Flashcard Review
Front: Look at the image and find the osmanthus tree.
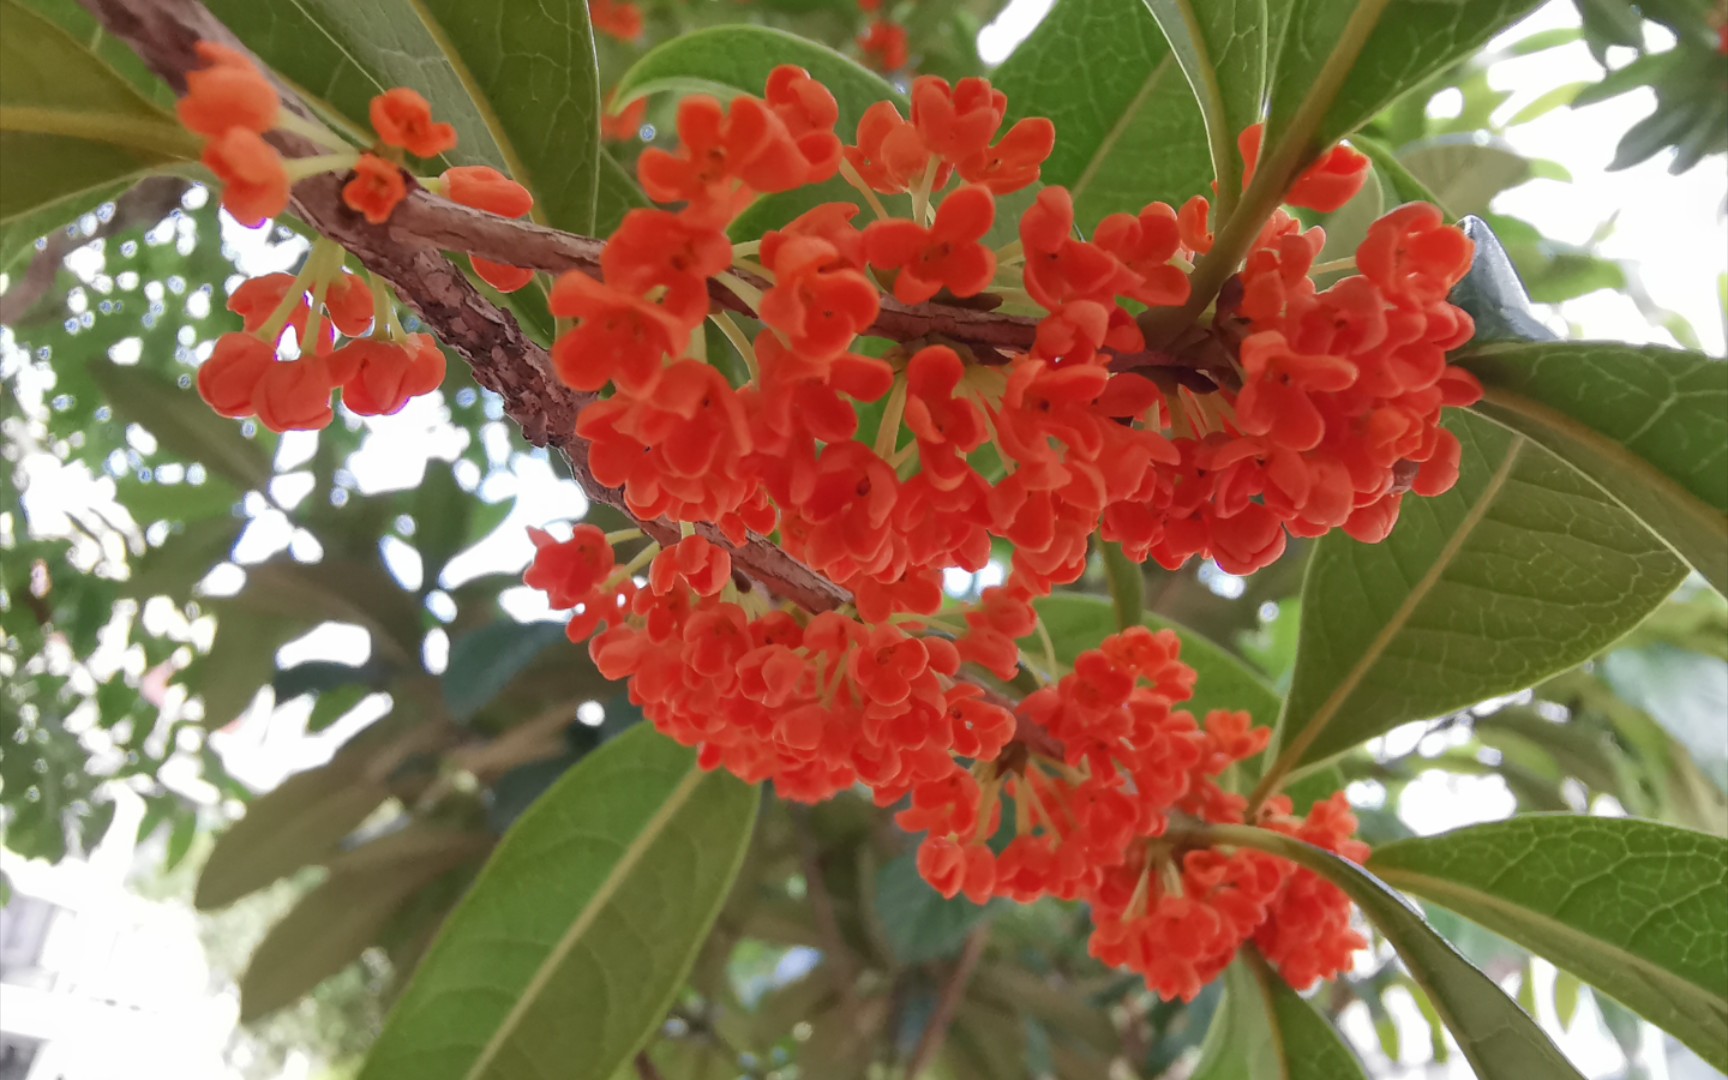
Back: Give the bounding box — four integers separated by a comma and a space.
1, 0, 1726, 1076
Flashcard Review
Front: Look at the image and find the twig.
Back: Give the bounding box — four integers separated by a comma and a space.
792, 806, 861, 1012
905, 925, 990, 1079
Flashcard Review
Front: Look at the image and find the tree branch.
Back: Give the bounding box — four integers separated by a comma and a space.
904, 925, 990, 1078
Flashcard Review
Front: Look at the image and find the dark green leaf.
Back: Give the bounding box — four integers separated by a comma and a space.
994, 0, 1211, 219
442, 621, 573, 723
1203, 823, 1586, 1080
1370, 815, 1728, 1069
1262, 412, 1685, 788
1265, 0, 1545, 152
196, 753, 393, 910
359, 724, 758, 1080
240, 830, 488, 1021
1456, 341, 1728, 594
872, 846, 997, 965
1138, 0, 1265, 203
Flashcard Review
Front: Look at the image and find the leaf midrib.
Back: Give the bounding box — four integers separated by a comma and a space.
1070, 54, 1176, 207
1469, 381, 1727, 532
462, 763, 708, 1080
1268, 436, 1527, 779
1375, 866, 1728, 1030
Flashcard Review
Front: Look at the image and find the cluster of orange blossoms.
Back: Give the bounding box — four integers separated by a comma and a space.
517, 67, 1484, 997
184, 46, 544, 430
185, 46, 1486, 996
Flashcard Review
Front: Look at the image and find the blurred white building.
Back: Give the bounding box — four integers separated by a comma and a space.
0, 803, 234, 1080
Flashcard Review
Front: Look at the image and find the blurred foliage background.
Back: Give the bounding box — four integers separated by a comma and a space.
1, 0, 1724, 1075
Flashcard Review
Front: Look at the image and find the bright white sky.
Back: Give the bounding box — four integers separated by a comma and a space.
3, 2, 1723, 1075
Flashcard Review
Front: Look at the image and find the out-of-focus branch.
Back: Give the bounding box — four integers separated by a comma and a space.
0, 176, 191, 326
905, 925, 990, 1078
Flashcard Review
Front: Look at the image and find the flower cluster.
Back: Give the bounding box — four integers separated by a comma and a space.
519, 67, 1457, 997
181, 46, 548, 431
180, 44, 458, 229
197, 240, 451, 431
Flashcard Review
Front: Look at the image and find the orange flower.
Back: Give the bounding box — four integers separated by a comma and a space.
202, 127, 289, 227
1238, 124, 1371, 212
858, 19, 908, 73
549, 271, 687, 395
959, 116, 1055, 194
343, 154, 407, 225
602, 93, 648, 142
443, 166, 536, 293
197, 333, 274, 417
252, 358, 334, 431
757, 236, 880, 359
338, 334, 446, 416
370, 88, 457, 158
863, 183, 997, 304
911, 76, 1007, 163
322, 273, 376, 337
590, 0, 644, 42
177, 41, 278, 138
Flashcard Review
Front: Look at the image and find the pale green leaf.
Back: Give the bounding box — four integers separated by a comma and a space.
1456, 341, 1728, 595
1192, 959, 1370, 1080
1399, 138, 1533, 220
1204, 823, 1586, 1080
120, 515, 243, 600
359, 724, 758, 1080
87, 361, 274, 493
1262, 412, 1685, 789
994, 0, 1211, 220
0, 0, 194, 227
1370, 815, 1728, 1069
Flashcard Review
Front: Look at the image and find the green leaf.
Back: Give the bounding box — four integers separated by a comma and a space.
1265, 0, 1546, 153
412, 462, 472, 590
1034, 593, 1283, 727
120, 515, 243, 600
1398, 138, 1533, 220
88, 362, 274, 493
1456, 341, 1728, 595
442, 621, 576, 723
1138, 0, 1266, 204
872, 846, 997, 965
240, 829, 488, 1021
206, 0, 602, 234
196, 753, 394, 910
615, 26, 899, 134
1369, 815, 1728, 1070
993, 0, 1211, 220
1262, 411, 1685, 789
189, 601, 308, 729
1202, 823, 1586, 1080
1100, 542, 1144, 632
0, 0, 195, 228
1601, 645, 1728, 790
1191, 958, 1370, 1080
359, 724, 758, 1080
